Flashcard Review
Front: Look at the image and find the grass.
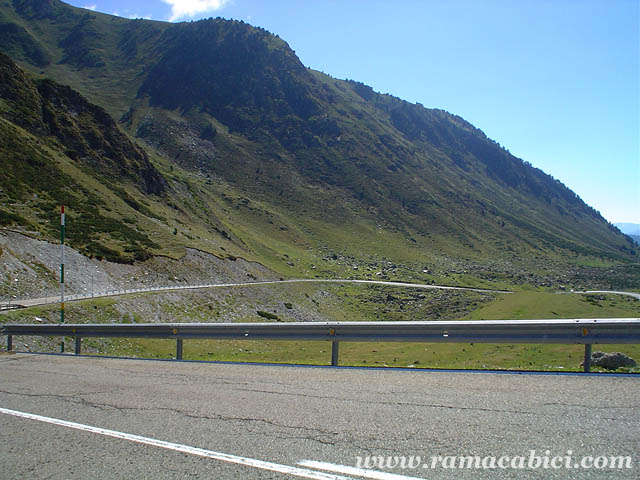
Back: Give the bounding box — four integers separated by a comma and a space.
4, 0, 639, 277
2, 287, 638, 372
467, 290, 640, 320
89, 338, 640, 373
2, 2, 639, 372
3, 50, 639, 288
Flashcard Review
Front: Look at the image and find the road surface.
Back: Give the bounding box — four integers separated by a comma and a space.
6, 278, 638, 314
577, 290, 640, 300
4, 278, 512, 310
0, 354, 637, 479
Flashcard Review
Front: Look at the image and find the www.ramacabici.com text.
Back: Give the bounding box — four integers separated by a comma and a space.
356, 450, 634, 471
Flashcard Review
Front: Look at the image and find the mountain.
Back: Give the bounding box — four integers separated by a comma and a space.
615, 223, 640, 236
614, 224, 640, 246
0, 52, 167, 262
0, 53, 164, 194
0, 0, 637, 285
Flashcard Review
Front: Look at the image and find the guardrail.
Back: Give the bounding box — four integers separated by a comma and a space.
0, 279, 514, 309
3, 319, 639, 372
0, 304, 26, 312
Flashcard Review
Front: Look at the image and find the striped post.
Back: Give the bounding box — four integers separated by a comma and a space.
60, 205, 65, 353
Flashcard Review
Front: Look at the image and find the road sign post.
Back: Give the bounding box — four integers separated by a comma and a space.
60, 206, 65, 353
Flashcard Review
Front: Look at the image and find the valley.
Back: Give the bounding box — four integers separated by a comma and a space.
0, 0, 638, 372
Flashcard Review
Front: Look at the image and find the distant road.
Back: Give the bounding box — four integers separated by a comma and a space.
573, 290, 640, 301
5, 281, 639, 313
4, 279, 512, 309
1, 355, 638, 479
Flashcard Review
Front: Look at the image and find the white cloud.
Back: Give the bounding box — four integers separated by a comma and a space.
163, 0, 231, 22
108, 9, 152, 20
83, 4, 97, 10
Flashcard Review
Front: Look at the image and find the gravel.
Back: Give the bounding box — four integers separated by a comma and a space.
0, 230, 278, 302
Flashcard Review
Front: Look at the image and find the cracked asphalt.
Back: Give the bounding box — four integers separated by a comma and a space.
0, 354, 638, 479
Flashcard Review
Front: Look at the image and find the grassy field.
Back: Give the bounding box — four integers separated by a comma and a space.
2, 288, 638, 372
96, 289, 640, 372
468, 290, 640, 320
93, 339, 639, 373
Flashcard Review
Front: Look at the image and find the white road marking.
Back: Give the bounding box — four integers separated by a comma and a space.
0, 407, 352, 480
298, 460, 426, 480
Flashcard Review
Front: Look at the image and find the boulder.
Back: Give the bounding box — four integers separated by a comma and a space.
590, 351, 636, 370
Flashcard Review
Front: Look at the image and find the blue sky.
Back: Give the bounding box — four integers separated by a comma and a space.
69, 0, 639, 223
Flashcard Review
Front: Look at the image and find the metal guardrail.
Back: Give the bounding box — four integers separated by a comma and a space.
0, 304, 26, 312
3, 319, 639, 372
0, 279, 514, 309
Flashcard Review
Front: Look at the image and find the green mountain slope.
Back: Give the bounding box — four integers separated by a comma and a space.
0, 52, 168, 261
0, 53, 164, 194
0, 0, 637, 284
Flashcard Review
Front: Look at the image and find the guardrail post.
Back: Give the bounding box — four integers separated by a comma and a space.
583, 344, 592, 373
75, 337, 81, 355
331, 341, 339, 366
7, 335, 12, 352
176, 339, 183, 360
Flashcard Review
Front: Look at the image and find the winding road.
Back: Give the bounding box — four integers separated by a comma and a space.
3, 280, 639, 313
575, 290, 640, 301
3, 278, 512, 310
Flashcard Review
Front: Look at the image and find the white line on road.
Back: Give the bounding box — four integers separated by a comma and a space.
298, 460, 426, 480
0, 407, 353, 480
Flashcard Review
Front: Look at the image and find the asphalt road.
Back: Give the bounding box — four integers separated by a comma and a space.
579, 290, 640, 300
5, 279, 639, 313
4, 279, 511, 310
0, 354, 638, 479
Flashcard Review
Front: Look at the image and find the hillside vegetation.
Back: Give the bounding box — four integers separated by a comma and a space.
0, 0, 638, 292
